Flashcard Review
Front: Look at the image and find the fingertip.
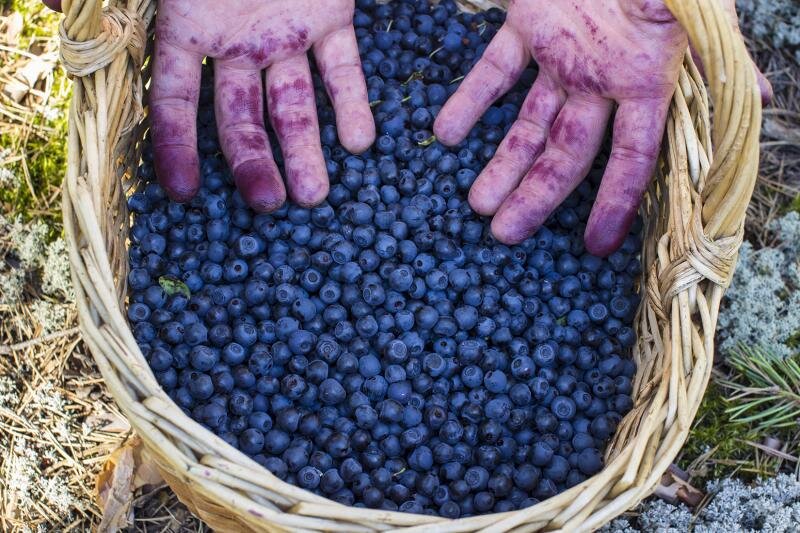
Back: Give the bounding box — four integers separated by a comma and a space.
338, 105, 376, 154
154, 146, 200, 202
287, 161, 329, 208
432, 112, 464, 147
292, 180, 330, 208
584, 229, 626, 258
468, 182, 500, 217
584, 203, 637, 257
490, 210, 533, 246
234, 159, 286, 213
42, 0, 62, 12
757, 71, 773, 106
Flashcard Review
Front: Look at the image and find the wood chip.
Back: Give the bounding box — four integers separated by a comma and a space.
655, 463, 705, 507
85, 410, 131, 434
2, 56, 56, 102
95, 435, 163, 532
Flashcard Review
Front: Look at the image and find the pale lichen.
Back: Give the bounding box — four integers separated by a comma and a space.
737, 0, 800, 63
8, 217, 49, 269
0, 166, 18, 189
1, 382, 78, 524
0, 376, 19, 408
602, 474, 800, 532
30, 300, 70, 334
41, 238, 74, 301
718, 212, 800, 358
0, 268, 25, 306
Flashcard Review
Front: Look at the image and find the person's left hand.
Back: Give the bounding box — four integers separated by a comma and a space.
434, 0, 769, 256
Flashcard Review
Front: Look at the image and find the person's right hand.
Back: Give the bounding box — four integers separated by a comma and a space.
149, 0, 374, 211
44, 0, 374, 211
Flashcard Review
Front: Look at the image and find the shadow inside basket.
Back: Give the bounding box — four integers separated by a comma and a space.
123, 1, 645, 525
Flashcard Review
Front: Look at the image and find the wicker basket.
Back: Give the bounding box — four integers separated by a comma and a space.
61, 0, 761, 530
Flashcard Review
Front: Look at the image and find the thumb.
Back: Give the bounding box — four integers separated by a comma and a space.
689, 43, 772, 107
691, 0, 772, 105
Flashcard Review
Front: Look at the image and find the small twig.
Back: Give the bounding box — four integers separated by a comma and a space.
744, 440, 799, 462
0, 326, 80, 355
0, 43, 58, 61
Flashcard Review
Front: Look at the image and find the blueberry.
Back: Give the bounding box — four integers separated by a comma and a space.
577, 448, 603, 475
128, 302, 151, 323
483, 370, 507, 394
319, 378, 346, 405
129, 3, 643, 514
189, 345, 218, 372
297, 465, 321, 490
232, 323, 257, 347
149, 348, 173, 372
187, 372, 214, 400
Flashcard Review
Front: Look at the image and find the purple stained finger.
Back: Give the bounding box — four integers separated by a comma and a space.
266, 55, 328, 207
434, 25, 529, 147
468, 73, 566, 216
214, 62, 285, 212
314, 27, 375, 154
42, 0, 61, 12
492, 96, 612, 245
585, 99, 668, 256
150, 39, 203, 202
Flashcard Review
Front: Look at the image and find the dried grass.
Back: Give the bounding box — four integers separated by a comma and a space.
745, 35, 800, 244
0, 1, 206, 530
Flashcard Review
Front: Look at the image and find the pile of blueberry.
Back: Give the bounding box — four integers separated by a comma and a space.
127, 0, 641, 518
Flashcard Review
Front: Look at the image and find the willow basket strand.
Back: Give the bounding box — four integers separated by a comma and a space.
60, 0, 761, 530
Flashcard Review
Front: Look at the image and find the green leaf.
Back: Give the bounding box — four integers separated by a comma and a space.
158, 276, 191, 298
417, 135, 437, 147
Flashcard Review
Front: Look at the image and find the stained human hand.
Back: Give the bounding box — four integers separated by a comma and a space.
151, 0, 374, 211
434, 0, 770, 256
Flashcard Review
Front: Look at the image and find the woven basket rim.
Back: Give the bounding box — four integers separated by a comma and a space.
60, 0, 762, 530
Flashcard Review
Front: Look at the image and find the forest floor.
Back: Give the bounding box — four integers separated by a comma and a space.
0, 1, 797, 531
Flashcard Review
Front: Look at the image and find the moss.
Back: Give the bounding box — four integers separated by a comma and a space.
785, 331, 800, 349
679, 383, 761, 481
11, 0, 63, 40
0, 103, 69, 231
790, 194, 800, 215
0, 0, 70, 232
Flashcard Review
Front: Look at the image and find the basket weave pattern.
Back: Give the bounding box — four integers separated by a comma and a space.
61, 0, 761, 530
